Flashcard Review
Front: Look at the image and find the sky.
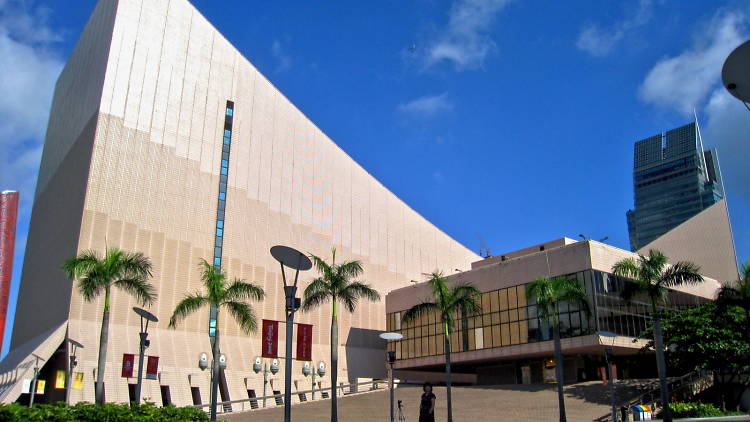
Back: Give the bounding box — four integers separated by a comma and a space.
0, 0, 748, 355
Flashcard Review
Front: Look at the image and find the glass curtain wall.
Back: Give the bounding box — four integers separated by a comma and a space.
386, 270, 706, 360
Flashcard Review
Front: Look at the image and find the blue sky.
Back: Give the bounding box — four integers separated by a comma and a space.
0, 0, 748, 355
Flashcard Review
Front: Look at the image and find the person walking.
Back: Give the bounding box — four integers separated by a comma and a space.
419, 383, 436, 422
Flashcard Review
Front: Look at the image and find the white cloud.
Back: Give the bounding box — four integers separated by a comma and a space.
397, 93, 454, 117
638, 10, 749, 205
0, 1, 62, 202
271, 39, 292, 72
423, 0, 512, 71
639, 12, 746, 115
576, 0, 653, 57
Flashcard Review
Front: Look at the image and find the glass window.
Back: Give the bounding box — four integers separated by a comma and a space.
222, 159, 229, 167
501, 323, 510, 346
226, 108, 233, 116
517, 286, 527, 307
475, 328, 484, 349
508, 288, 518, 309
499, 289, 509, 310
215, 237, 223, 247
481, 293, 491, 313
224, 137, 231, 145
219, 192, 226, 200
489, 290, 499, 312
509, 322, 520, 345
214, 247, 221, 257
224, 130, 231, 137
216, 228, 223, 237
221, 167, 228, 175
217, 220, 224, 228
213, 257, 221, 266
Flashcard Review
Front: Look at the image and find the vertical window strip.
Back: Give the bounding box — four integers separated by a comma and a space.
213, 100, 234, 269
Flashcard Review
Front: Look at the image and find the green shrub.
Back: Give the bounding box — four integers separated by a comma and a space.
667, 402, 743, 418
0, 402, 208, 422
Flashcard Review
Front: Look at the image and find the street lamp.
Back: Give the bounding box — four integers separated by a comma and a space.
65, 339, 83, 405
315, 361, 326, 400
133, 307, 158, 405
722, 40, 750, 110
270, 245, 312, 422
199, 351, 227, 415
253, 357, 279, 407
28, 353, 45, 408
597, 331, 618, 422
380, 332, 404, 422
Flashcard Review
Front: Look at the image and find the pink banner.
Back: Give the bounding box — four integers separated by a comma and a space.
121, 354, 135, 378
261, 319, 279, 358
296, 323, 313, 361
0, 191, 18, 352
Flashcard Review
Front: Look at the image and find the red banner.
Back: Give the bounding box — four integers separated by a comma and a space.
261, 319, 279, 358
296, 323, 313, 361
0, 191, 19, 352
121, 354, 135, 378
146, 356, 159, 380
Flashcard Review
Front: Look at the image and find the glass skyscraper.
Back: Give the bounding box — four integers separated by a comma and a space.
626, 121, 725, 251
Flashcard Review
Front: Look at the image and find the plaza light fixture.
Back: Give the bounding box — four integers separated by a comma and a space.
722, 40, 750, 110
253, 357, 280, 407
65, 339, 84, 405
379, 332, 404, 422
28, 354, 45, 408
132, 307, 158, 405
270, 245, 312, 422
597, 331, 619, 422
315, 361, 326, 400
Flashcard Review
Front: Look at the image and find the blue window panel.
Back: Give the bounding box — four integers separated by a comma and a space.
217, 209, 225, 219
217, 200, 225, 211
216, 228, 223, 237
214, 247, 222, 257
221, 167, 228, 175
219, 192, 225, 200
213, 257, 221, 266
215, 237, 223, 247
226, 108, 233, 116
220, 175, 227, 183
224, 130, 231, 137
217, 220, 224, 228
222, 159, 229, 167
223, 137, 231, 145
223, 144, 231, 153
219, 183, 227, 192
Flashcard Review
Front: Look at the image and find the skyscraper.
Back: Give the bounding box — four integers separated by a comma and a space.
0, 191, 19, 354
0, 0, 477, 406
626, 121, 725, 251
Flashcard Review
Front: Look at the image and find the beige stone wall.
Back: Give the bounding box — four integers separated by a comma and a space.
40, 0, 478, 407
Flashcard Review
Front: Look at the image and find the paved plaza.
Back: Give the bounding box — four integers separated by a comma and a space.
220, 383, 616, 422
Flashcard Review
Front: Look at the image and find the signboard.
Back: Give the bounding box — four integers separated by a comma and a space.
261, 319, 279, 358
21, 379, 30, 394
35, 380, 45, 395
296, 323, 313, 361
55, 370, 66, 389
146, 356, 159, 380
0, 191, 19, 351
122, 354, 135, 378
72, 372, 84, 390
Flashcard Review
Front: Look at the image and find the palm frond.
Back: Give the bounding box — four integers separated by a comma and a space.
114, 277, 157, 305
169, 293, 209, 329
76, 274, 107, 302
340, 294, 358, 313
224, 301, 259, 334
117, 251, 153, 280
310, 253, 335, 283
401, 302, 439, 325
302, 290, 331, 312
337, 260, 364, 280
224, 280, 265, 303
447, 284, 482, 316
198, 259, 226, 303
660, 261, 703, 288
612, 257, 640, 281
62, 250, 101, 280
341, 282, 380, 303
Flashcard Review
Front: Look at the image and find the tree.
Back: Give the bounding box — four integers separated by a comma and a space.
302, 248, 380, 422
644, 302, 750, 410
63, 248, 156, 405
527, 276, 589, 422
168, 259, 265, 419
612, 249, 703, 422
401, 271, 481, 422
717, 262, 750, 339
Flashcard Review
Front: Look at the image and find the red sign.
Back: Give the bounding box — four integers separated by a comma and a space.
296, 323, 313, 361
121, 354, 135, 378
146, 356, 159, 380
261, 319, 279, 358
0, 191, 19, 353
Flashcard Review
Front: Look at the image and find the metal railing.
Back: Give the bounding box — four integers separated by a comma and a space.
191, 379, 388, 414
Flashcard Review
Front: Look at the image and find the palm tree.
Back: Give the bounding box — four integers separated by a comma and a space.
612, 249, 703, 422
717, 262, 750, 338
302, 248, 380, 422
169, 259, 265, 419
527, 276, 589, 422
63, 248, 156, 405
401, 271, 481, 422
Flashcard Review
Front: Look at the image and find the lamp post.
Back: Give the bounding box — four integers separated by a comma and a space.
133, 307, 158, 405
314, 361, 325, 400
65, 339, 83, 405
722, 40, 750, 110
379, 332, 403, 422
597, 331, 618, 422
199, 351, 227, 418
270, 245, 312, 422
29, 354, 44, 408
254, 357, 279, 407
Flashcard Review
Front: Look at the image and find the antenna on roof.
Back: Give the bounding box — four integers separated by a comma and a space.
477, 235, 492, 258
